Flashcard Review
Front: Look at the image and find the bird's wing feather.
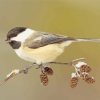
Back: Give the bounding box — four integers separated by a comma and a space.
25, 32, 75, 49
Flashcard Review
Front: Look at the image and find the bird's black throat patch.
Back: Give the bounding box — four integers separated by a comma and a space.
9, 40, 21, 49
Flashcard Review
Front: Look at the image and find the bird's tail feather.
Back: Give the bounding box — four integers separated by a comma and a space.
74, 38, 100, 42
61, 38, 100, 47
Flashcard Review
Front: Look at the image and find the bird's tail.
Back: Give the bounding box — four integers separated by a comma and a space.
61, 37, 100, 47
74, 38, 100, 42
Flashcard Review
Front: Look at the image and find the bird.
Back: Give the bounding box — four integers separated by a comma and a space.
6, 27, 100, 67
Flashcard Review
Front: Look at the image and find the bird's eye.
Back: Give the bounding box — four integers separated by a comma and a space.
8, 40, 21, 49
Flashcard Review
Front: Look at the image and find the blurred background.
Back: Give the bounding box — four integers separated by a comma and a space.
0, 0, 100, 100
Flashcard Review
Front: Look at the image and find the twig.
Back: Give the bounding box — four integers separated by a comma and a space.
19, 65, 33, 74
0, 65, 34, 87
0, 58, 86, 87
50, 58, 86, 65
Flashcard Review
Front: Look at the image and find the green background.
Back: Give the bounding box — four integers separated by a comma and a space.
0, 0, 100, 100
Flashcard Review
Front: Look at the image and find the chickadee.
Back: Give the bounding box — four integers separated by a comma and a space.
6, 27, 100, 66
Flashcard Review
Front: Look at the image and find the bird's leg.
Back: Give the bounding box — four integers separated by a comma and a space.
38, 64, 45, 73
32, 63, 40, 69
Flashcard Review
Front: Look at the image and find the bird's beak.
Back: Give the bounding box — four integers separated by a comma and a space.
5, 39, 11, 43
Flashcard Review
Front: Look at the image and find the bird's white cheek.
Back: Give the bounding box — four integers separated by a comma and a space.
11, 35, 28, 42
11, 29, 35, 42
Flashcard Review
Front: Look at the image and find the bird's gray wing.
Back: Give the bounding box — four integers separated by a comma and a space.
25, 32, 75, 49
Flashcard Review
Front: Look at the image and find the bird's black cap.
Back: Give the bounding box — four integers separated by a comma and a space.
6, 27, 26, 41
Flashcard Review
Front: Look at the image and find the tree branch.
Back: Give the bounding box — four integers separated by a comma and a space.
0, 57, 95, 88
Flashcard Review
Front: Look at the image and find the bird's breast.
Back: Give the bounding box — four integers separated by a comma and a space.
15, 43, 64, 64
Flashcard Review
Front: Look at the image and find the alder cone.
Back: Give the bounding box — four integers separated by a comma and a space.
85, 66, 91, 73
44, 67, 53, 75
85, 77, 95, 84
80, 65, 91, 73
40, 72, 48, 86
70, 77, 78, 88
